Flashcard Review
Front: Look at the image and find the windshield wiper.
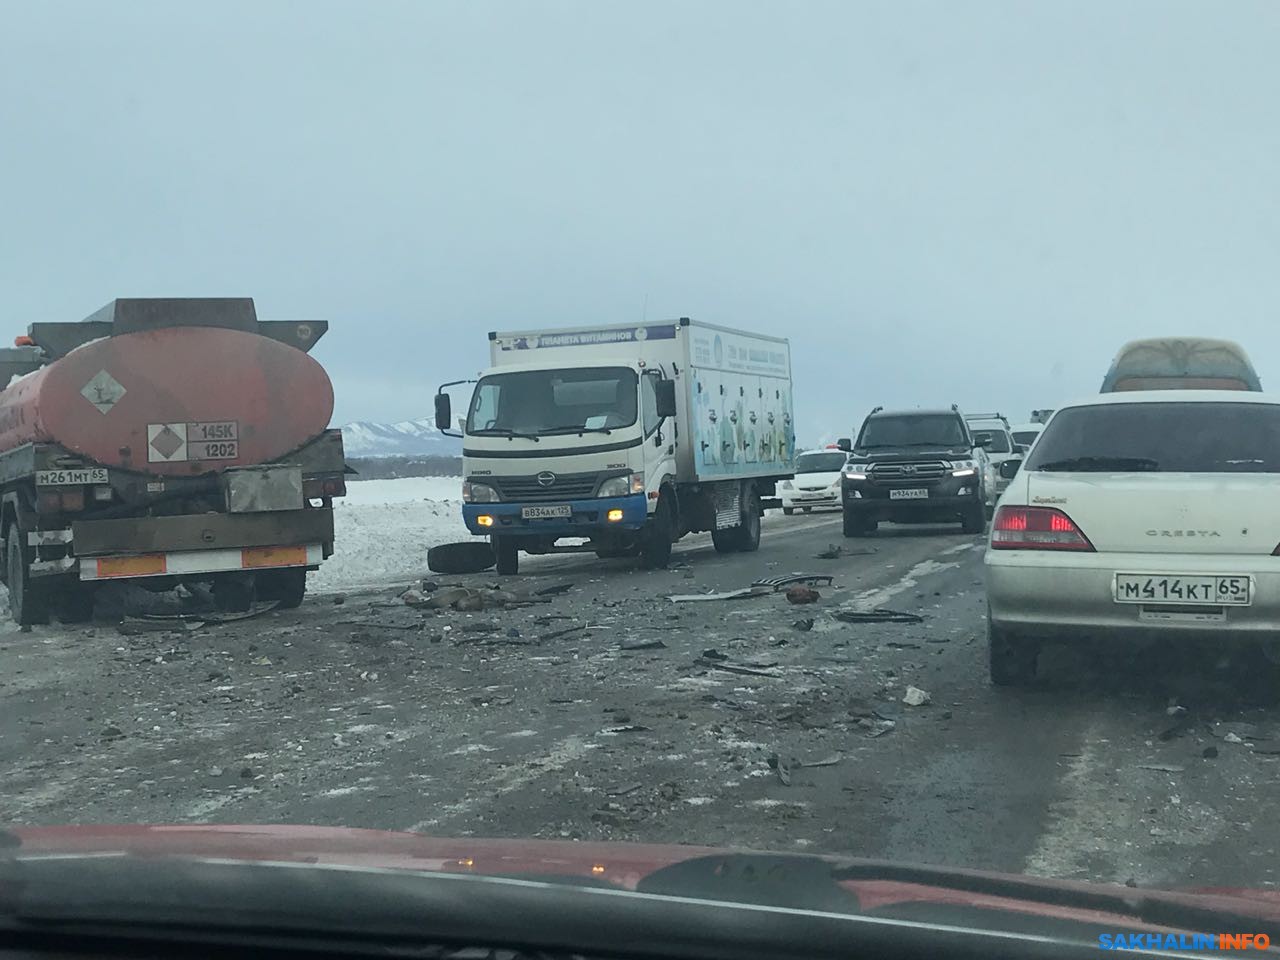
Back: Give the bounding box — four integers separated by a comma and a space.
469, 428, 541, 442
535, 426, 613, 437
1036, 456, 1159, 472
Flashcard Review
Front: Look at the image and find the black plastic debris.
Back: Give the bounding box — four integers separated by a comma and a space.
833, 608, 924, 625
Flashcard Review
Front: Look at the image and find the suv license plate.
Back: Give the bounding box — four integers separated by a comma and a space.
521, 504, 572, 519
889, 488, 928, 500
1115, 573, 1251, 606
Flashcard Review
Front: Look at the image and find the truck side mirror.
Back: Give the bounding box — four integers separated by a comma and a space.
655, 379, 677, 419
836, 438, 852, 452
434, 393, 452, 431
999, 458, 1022, 480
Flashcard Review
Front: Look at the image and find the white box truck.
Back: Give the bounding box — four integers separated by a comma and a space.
433, 318, 795, 574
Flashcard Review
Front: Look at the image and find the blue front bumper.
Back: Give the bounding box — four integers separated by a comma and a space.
462, 493, 649, 538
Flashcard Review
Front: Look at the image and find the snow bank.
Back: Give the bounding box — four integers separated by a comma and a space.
308, 477, 466, 594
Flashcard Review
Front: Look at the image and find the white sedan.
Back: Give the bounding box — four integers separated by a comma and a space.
780, 449, 849, 514
985, 390, 1280, 685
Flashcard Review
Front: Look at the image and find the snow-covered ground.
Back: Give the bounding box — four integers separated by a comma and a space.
308, 477, 465, 594
337, 476, 462, 506
311, 475, 802, 596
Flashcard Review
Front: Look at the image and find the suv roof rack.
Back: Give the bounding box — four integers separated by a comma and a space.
950, 403, 959, 412
965, 412, 1011, 426
869, 405, 884, 415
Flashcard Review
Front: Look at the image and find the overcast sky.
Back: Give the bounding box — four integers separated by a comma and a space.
3, 1, 1279, 441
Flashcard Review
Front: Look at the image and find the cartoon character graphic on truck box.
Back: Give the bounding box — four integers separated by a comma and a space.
760, 411, 778, 463
744, 410, 759, 463
721, 407, 738, 464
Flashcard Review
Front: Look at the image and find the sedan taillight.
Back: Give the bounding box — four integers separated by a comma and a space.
991, 506, 1094, 551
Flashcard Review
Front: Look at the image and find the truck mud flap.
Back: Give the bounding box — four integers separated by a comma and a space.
428, 542, 496, 575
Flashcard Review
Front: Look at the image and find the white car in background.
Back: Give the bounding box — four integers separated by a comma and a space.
985, 390, 1280, 686
1010, 423, 1043, 451
965, 415, 1019, 513
780, 448, 849, 514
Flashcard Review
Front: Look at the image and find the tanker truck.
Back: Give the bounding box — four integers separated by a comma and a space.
0, 298, 348, 625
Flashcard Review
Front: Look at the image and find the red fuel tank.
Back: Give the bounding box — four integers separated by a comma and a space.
0, 327, 335, 476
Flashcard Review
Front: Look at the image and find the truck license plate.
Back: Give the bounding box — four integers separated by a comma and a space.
889, 488, 928, 500
521, 504, 572, 519
36, 469, 108, 486
1115, 573, 1251, 606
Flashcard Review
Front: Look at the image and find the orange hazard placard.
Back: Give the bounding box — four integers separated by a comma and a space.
241, 546, 307, 569
97, 555, 167, 578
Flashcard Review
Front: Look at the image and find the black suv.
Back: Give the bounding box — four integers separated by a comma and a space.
838, 406, 989, 537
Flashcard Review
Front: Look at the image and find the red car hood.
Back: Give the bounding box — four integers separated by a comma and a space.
7, 824, 1280, 929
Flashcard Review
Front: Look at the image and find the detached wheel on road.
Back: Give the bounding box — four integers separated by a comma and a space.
493, 536, 519, 576
782, 507, 795, 516
802, 506, 812, 514
6, 530, 49, 626
961, 501, 986, 535
640, 495, 674, 569
257, 568, 307, 609
988, 619, 1039, 686
427, 542, 497, 575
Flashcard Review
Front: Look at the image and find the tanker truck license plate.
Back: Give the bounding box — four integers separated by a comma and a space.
521, 505, 572, 519
36, 469, 109, 486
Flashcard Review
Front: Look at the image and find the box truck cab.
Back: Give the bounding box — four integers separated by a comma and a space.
435, 319, 795, 574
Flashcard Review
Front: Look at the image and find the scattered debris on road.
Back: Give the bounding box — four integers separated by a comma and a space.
902, 685, 931, 707
833, 608, 925, 625
785, 586, 820, 604
752, 574, 835, 590
668, 587, 771, 603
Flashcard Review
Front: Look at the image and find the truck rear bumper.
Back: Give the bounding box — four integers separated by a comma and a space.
80, 543, 324, 582
463, 494, 648, 537
71, 508, 334, 556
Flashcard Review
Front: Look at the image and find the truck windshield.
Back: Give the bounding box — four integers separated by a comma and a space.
466, 367, 639, 435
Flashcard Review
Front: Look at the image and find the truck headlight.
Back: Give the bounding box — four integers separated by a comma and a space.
780, 480, 793, 490
463, 481, 499, 503
598, 473, 644, 498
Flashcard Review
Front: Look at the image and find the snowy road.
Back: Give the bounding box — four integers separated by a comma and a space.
1, 480, 1278, 891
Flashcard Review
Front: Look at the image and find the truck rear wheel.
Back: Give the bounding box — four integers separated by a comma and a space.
640, 496, 674, 569
257, 568, 307, 609
711, 487, 760, 553
494, 536, 519, 576
213, 576, 255, 614
6, 530, 49, 626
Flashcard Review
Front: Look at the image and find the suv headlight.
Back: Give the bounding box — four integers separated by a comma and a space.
844, 464, 869, 481
950, 459, 978, 477
463, 481, 498, 503
599, 472, 644, 498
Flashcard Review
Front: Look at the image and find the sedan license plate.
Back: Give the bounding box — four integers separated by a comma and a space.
889, 488, 928, 500
521, 504, 572, 520
36, 468, 108, 486
1115, 573, 1251, 606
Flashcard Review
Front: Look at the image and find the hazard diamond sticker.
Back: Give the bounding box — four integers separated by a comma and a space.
81, 370, 126, 415
147, 423, 188, 462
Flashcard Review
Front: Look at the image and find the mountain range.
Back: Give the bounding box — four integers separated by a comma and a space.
340, 417, 462, 459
